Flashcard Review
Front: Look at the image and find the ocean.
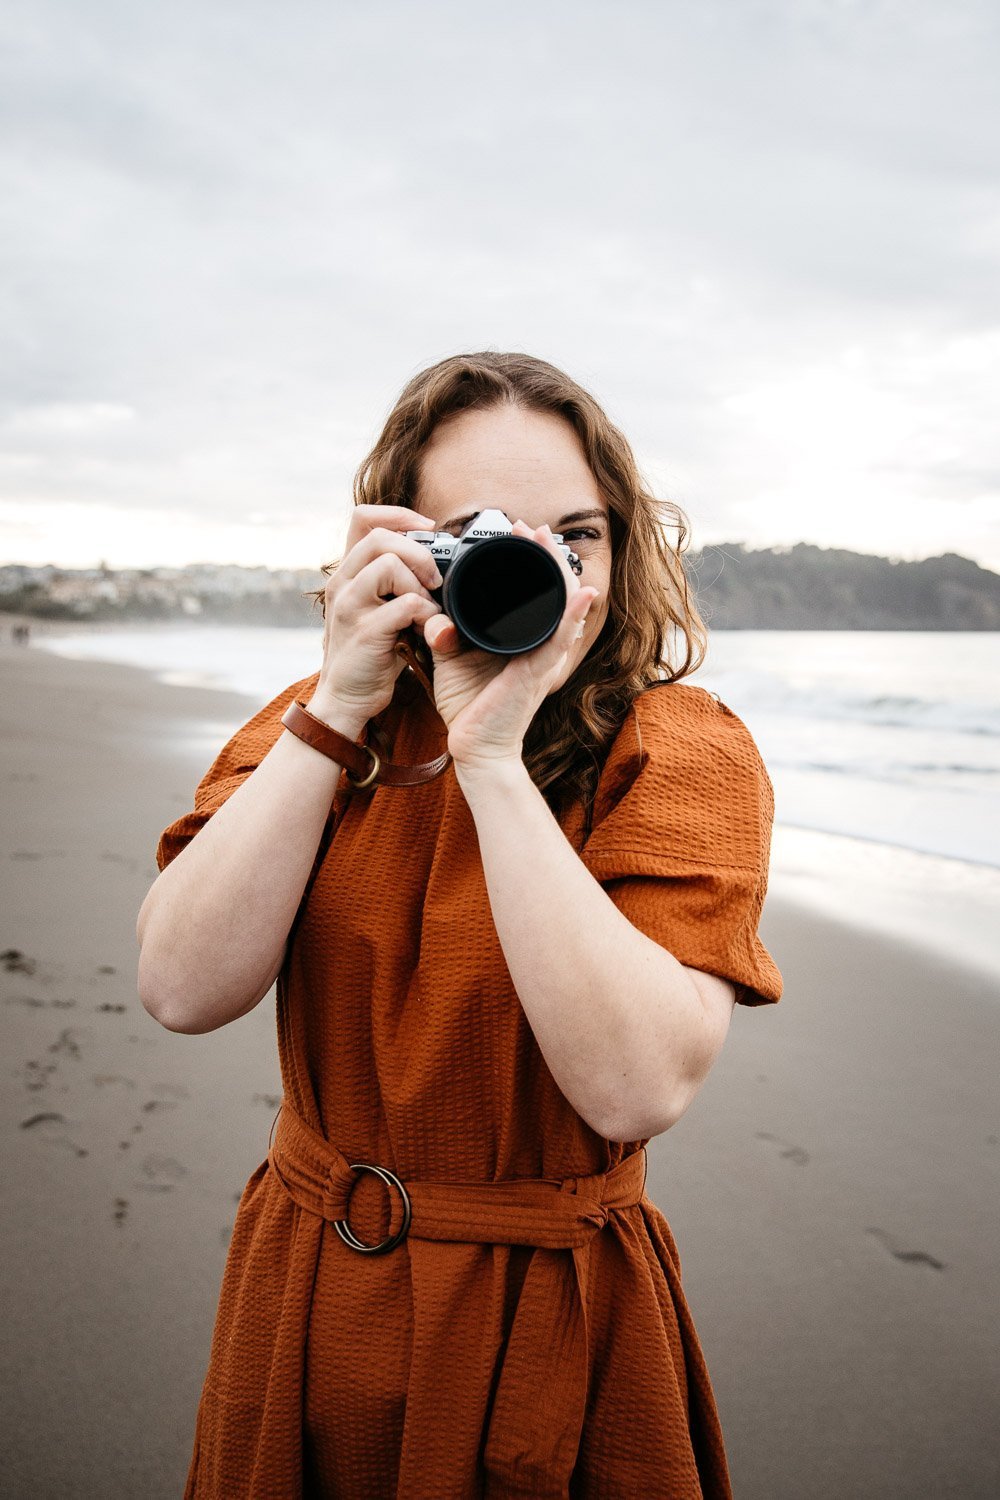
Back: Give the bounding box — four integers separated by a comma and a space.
31, 622, 1000, 978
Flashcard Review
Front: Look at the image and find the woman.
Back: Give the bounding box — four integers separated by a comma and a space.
137, 351, 783, 1499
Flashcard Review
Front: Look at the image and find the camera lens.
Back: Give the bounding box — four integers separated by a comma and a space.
444, 537, 566, 654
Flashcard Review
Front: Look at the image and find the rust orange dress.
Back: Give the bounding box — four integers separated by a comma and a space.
155, 662, 783, 1499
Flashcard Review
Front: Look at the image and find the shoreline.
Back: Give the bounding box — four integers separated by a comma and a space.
2, 637, 999, 1498
15, 609, 1000, 985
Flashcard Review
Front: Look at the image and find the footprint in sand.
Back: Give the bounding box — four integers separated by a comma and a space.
1, 949, 64, 989
126, 1086, 187, 1134
21, 1057, 58, 1092
7, 993, 77, 1010
865, 1227, 945, 1271
95, 1002, 126, 1013
113, 1198, 129, 1226
97, 965, 117, 975
47, 1027, 90, 1060
18, 1111, 87, 1156
135, 1153, 188, 1192
2, 948, 38, 976
252, 1093, 282, 1110
755, 1130, 811, 1166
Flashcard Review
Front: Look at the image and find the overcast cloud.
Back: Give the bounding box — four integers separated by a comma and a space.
2, 0, 998, 570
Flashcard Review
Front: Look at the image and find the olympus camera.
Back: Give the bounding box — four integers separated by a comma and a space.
402, 508, 583, 656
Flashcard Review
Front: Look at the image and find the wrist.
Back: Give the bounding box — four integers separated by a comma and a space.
301, 692, 370, 743
453, 753, 529, 800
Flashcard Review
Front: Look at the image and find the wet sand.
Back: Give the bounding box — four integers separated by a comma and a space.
1, 624, 998, 1498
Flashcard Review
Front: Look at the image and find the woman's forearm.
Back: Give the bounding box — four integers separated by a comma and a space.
136, 696, 367, 1034
456, 758, 711, 1141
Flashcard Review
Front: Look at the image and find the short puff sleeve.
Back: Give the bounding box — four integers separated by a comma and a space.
155, 671, 324, 873
579, 682, 783, 1007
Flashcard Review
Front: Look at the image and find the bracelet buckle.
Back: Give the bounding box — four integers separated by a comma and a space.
345, 743, 381, 790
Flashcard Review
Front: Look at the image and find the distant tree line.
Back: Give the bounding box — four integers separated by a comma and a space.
686, 543, 1000, 630
0, 581, 323, 627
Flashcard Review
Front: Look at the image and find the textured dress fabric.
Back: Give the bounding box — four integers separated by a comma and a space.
155, 664, 783, 1499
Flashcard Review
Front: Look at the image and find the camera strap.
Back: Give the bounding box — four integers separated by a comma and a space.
280, 633, 452, 790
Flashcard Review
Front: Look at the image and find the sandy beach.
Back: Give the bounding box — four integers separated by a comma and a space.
2, 621, 998, 1500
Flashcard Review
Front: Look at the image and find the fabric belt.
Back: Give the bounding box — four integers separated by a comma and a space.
266, 1097, 648, 1497
268, 1096, 647, 1248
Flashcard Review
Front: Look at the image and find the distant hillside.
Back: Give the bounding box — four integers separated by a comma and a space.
2, 545, 999, 629
686, 543, 1000, 630
0, 562, 324, 627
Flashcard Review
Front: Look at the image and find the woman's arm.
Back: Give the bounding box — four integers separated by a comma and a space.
418, 524, 746, 1136
456, 758, 735, 1141
137, 502, 448, 1035
136, 694, 367, 1034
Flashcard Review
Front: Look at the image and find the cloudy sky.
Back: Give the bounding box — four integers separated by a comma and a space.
2, 0, 998, 572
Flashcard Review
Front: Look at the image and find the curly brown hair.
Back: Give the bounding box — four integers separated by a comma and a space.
304, 351, 708, 831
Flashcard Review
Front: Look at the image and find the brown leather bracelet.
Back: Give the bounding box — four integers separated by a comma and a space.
280, 699, 451, 789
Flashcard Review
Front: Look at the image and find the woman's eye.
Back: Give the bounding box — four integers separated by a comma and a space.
562, 528, 600, 542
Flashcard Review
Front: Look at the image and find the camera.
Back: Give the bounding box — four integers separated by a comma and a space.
403, 508, 583, 656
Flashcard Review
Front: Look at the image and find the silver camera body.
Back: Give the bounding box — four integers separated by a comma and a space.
402, 508, 583, 656
404, 508, 583, 578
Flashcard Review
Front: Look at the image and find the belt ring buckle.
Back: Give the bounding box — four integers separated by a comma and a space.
333, 1162, 411, 1254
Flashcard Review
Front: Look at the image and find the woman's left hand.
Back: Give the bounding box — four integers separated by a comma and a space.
421, 520, 600, 774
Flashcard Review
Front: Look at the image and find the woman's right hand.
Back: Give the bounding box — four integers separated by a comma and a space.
306, 505, 445, 729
